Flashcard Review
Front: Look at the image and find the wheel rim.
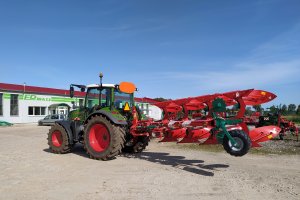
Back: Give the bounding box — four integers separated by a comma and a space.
52, 130, 63, 147
89, 124, 110, 152
228, 137, 244, 152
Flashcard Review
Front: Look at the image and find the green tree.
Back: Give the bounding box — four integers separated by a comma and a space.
281, 104, 287, 115
288, 104, 296, 113
252, 105, 262, 112
296, 105, 300, 115
245, 107, 252, 115
269, 105, 277, 113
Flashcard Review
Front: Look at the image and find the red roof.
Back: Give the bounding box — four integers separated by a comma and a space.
0, 82, 86, 97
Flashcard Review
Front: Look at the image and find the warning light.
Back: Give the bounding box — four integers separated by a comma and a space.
267, 135, 273, 139
261, 91, 266, 96
124, 102, 130, 111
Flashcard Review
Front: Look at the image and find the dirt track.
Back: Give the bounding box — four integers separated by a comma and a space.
0, 124, 299, 200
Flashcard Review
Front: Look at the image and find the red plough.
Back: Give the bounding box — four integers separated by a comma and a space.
139, 89, 281, 156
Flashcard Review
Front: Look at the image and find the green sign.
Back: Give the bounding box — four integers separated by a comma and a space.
3, 93, 81, 103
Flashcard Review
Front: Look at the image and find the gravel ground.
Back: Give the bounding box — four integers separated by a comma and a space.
259, 138, 300, 154
0, 124, 299, 200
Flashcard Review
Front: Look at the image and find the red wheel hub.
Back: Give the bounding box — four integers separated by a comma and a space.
89, 124, 110, 152
52, 130, 63, 147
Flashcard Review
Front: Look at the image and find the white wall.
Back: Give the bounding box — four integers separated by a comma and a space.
0, 92, 77, 124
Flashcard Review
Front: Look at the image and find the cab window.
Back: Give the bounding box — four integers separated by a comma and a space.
86, 88, 111, 109
114, 89, 132, 109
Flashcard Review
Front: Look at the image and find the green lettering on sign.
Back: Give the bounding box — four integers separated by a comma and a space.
2, 93, 81, 103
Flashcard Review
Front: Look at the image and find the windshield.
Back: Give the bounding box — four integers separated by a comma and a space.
86, 88, 111, 109
114, 89, 133, 109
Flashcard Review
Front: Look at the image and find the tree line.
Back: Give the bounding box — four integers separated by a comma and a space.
250, 104, 300, 115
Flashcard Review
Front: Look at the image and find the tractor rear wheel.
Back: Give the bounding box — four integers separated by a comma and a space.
83, 115, 125, 160
223, 130, 251, 157
122, 136, 150, 153
48, 124, 73, 154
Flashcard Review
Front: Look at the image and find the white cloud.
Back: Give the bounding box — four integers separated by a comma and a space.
160, 59, 300, 90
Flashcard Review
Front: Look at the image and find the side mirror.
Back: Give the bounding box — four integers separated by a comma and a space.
80, 87, 85, 92
119, 82, 136, 94
70, 86, 74, 98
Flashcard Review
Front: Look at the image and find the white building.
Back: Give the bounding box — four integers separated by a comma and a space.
0, 83, 160, 124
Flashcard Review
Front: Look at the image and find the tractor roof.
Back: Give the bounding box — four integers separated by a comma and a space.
86, 84, 115, 88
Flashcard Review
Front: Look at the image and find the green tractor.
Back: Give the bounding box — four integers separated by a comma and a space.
47, 73, 150, 160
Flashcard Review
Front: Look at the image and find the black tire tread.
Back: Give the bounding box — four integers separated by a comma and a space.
47, 124, 73, 154
223, 130, 251, 157
83, 115, 125, 160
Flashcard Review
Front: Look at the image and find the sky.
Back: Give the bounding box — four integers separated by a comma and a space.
0, 0, 299, 107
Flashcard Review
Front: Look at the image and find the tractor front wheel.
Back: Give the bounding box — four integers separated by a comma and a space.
83, 115, 125, 160
48, 124, 73, 154
222, 130, 251, 157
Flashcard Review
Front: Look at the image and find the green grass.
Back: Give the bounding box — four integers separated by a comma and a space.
284, 115, 300, 125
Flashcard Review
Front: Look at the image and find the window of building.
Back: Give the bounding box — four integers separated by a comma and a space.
28, 107, 34, 115
34, 107, 40, 115
0, 93, 3, 116
28, 106, 46, 116
10, 94, 19, 116
41, 107, 46, 115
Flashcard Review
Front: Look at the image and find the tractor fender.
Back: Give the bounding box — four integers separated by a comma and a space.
84, 110, 128, 126
55, 120, 74, 144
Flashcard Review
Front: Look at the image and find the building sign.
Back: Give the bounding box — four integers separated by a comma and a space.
3, 93, 78, 103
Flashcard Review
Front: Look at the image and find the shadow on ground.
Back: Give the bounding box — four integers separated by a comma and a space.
122, 151, 229, 177
44, 145, 229, 176
43, 144, 90, 158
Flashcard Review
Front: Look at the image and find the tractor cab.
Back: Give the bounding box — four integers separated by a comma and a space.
69, 73, 137, 123
84, 83, 135, 113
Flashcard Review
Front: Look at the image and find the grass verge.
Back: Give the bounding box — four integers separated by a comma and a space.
171, 138, 300, 156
